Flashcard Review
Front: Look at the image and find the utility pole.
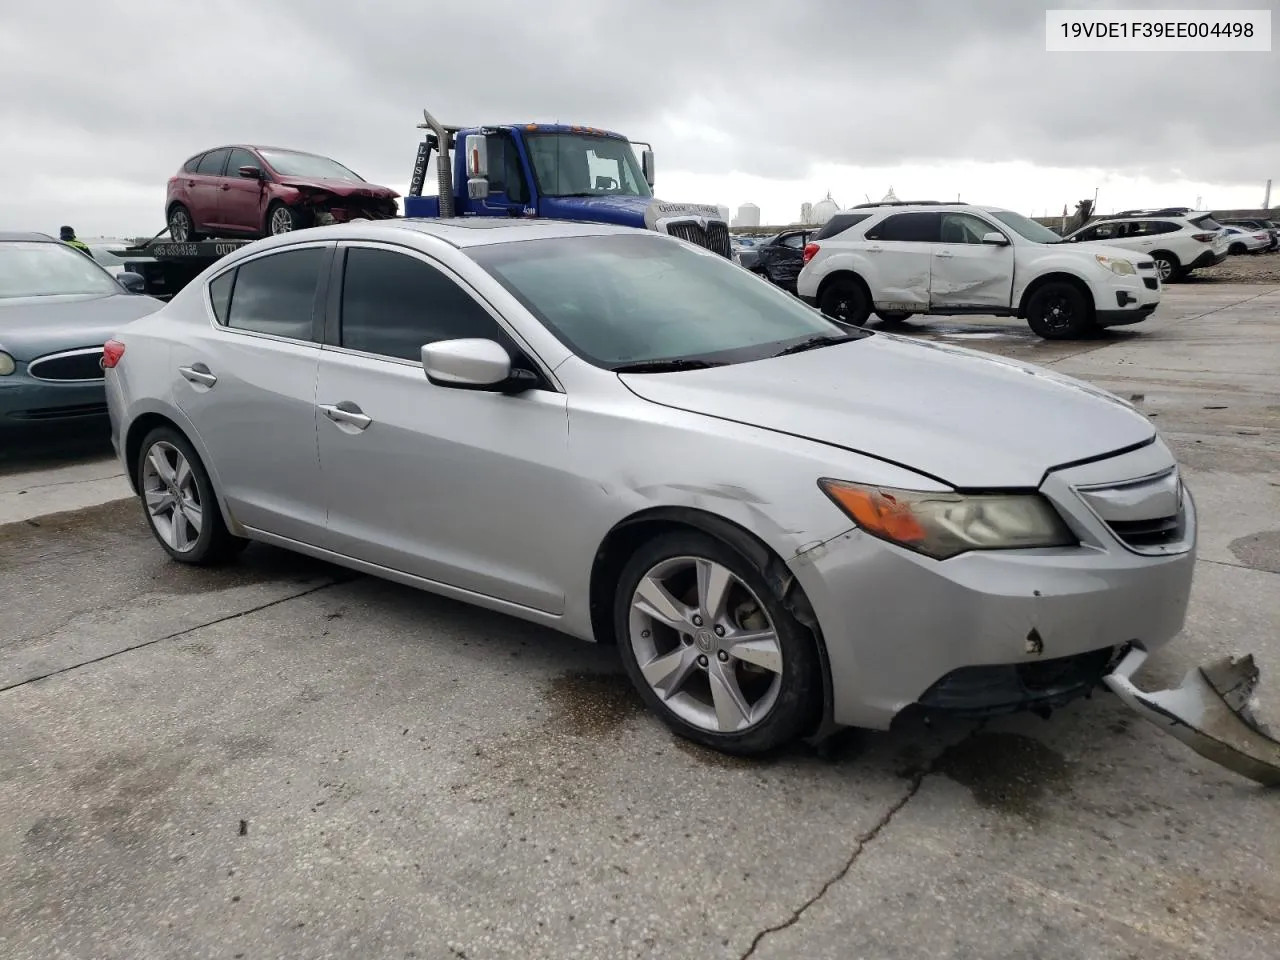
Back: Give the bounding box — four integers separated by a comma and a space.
1265, 179, 1273, 210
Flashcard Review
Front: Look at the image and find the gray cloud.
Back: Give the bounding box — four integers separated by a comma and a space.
0, 0, 1274, 234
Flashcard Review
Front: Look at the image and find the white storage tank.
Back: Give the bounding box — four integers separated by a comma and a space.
812, 192, 839, 224
736, 203, 761, 228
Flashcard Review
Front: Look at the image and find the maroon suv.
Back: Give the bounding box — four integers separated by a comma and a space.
165, 145, 400, 241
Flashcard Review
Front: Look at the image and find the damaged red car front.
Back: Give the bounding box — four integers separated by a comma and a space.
165, 144, 400, 242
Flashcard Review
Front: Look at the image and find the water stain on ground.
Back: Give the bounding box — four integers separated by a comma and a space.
1228, 530, 1280, 575
542, 671, 643, 738
935, 731, 1075, 824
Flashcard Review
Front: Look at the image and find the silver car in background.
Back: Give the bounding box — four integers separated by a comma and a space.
104, 218, 1198, 756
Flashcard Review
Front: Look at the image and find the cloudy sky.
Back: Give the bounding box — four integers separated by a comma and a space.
1, 0, 1275, 237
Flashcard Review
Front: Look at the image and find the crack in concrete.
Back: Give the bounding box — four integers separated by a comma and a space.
0, 576, 352, 695
1199, 556, 1279, 577
738, 726, 984, 959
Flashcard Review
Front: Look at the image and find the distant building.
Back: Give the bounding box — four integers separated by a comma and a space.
800, 202, 814, 224
717, 204, 730, 223
881, 186, 899, 202
812, 192, 839, 225
734, 202, 760, 228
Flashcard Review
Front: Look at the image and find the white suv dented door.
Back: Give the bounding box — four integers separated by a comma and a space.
930, 212, 1015, 310
861, 212, 934, 311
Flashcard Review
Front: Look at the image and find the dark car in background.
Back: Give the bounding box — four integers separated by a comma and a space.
0, 233, 162, 429
165, 145, 400, 242
744, 229, 814, 291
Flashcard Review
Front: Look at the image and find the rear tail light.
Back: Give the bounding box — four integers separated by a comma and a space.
101, 339, 125, 369
1192, 232, 1217, 242
802, 242, 820, 265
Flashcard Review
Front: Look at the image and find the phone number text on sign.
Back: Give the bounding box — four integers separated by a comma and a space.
1046, 9, 1271, 51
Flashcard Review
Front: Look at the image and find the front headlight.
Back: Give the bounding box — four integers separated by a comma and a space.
1095, 254, 1136, 276
818, 480, 1076, 560
0, 351, 15, 376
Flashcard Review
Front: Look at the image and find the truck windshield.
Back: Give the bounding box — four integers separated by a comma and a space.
259, 150, 364, 182
0, 241, 122, 299
525, 134, 652, 199
469, 233, 860, 369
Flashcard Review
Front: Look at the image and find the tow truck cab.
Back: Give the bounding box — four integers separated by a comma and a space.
402, 110, 733, 259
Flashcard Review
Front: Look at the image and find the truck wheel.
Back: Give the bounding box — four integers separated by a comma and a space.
168, 204, 203, 242
874, 310, 911, 324
819, 277, 872, 326
266, 202, 305, 237
1026, 282, 1093, 339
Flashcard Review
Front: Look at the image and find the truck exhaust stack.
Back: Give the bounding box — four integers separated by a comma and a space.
1105, 646, 1280, 786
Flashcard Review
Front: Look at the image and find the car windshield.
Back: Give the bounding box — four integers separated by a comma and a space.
470, 233, 859, 368
258, 150, 364, 182
525, 134, 653, 199
0, 241, 122, 298
988, 210, 1064, 244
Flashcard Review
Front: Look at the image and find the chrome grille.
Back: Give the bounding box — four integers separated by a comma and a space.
663, 220, 733, 259
1074, 467, 1188, 555
28, 347, 105, 382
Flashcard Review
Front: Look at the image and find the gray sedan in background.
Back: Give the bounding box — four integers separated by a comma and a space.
104, 218, 1197, 756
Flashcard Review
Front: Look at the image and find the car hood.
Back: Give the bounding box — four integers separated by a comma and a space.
538, 195, 726, 230
0, 293, 164, 361
619, 333, 1155, 489
277, 176, 400, 199
1060, 240, 1154, 263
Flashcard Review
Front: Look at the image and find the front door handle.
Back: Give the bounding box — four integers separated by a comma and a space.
319, 402, 372, 430
935, 251, 954, 259
179, 364, 217, 387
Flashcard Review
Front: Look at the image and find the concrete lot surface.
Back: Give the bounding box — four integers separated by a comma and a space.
2, 284, 1278, 959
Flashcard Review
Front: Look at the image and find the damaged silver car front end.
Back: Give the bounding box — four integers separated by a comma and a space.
1105, 645, 1280, 786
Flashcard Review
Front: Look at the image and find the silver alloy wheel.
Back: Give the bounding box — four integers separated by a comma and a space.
629, 555, 784, 734
141, 441, 203, 553
269, 207, 294, 235
170, 209, 190, 242
1155, 257, 1174, 282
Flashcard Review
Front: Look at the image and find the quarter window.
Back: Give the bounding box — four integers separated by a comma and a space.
208, 269, 233, 324
339, 247, 510, 362
222, 247, 324, 340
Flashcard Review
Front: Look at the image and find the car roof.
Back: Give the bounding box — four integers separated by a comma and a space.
0, 231, 56, 243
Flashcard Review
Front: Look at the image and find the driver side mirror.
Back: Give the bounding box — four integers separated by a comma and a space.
116, 271, 147, 294
239, 165, 265, 180
981, 231, 1010, 246
641, 149, 655, 187
421, 338, 536, 393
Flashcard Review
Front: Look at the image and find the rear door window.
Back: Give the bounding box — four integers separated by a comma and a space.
866, 212, 941, 243
221, 247, 325, 340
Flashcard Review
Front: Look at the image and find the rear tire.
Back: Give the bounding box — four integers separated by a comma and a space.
613, 530, 822, 755
1025, 282, 1094, 340
818, 276, 872, 326
1229, 243, 1246, 255
168, 204, 204, 242
136, 426, 247, 566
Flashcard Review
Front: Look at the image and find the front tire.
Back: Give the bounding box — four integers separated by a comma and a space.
613, 531, 822, 755
1025, 281, 1094, 339
136, 427, 246, 565
818, 276, 872, 326
266, 201, 306, 237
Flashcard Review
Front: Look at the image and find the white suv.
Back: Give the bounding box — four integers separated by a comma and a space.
796, 202, 1160, 340
1060, 209, 1230, 283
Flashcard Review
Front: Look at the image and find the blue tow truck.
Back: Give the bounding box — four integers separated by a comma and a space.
404, 108, 733, 259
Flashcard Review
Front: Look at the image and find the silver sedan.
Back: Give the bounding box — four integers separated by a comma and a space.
104, 218, 1197, 756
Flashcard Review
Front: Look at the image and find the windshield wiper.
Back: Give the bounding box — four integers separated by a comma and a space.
612, 358, 725, 373
770, 334, 855, 358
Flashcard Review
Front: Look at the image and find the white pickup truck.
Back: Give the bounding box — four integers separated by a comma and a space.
795, 202, 1161, 339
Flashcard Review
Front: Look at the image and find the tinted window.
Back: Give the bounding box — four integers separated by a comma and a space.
1077, 222, 1119, 241
182, 154, 204, 174
196, 149, 230, 176
226, 148, 260, 176
208, 269, 234, 324
339, 248, 508, 361
813, 212, 870, 240
224, 248, 323, 340
779, 233, 806, 250
867, 212, 940, 243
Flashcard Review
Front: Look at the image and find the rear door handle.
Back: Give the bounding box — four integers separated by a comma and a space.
319, 402, 372, 430
935, 251, 954, 259
179, 364, 217, 387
